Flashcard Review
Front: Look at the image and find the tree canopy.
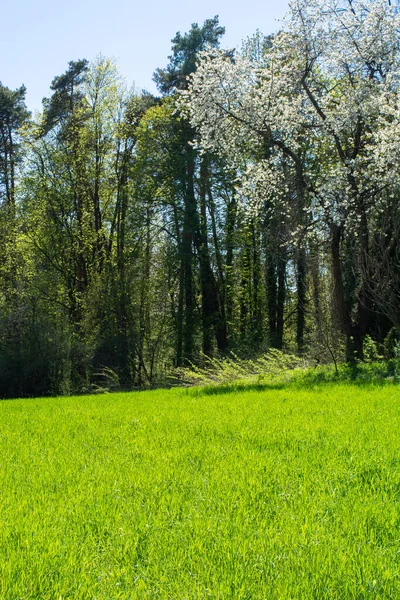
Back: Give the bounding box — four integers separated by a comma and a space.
1, 4, 400, 397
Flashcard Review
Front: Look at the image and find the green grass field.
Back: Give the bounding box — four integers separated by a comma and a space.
1, 378, 400, 599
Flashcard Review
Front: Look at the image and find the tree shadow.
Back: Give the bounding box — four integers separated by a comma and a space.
199, 381, 287, 396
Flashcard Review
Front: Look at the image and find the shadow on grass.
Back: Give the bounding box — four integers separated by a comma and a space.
198, 382, 287, 396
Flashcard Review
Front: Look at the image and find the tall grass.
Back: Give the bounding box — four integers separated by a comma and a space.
172, 349, 309, 387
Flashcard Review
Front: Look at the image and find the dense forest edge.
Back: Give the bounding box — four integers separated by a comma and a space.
1, 0, 400, 399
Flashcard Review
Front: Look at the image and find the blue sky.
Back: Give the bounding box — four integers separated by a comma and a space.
1, 0, 289, 113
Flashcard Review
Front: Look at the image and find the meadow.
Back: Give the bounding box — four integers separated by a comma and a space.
1, 375, 400, 599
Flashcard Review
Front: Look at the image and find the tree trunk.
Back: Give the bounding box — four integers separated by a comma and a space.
331, 224, 356, 361
310, 245, 323, 347
251, 220, 263, 346
276, 254, 286, 350
296, 246, 307, 353
182, 143, 197, 364
197, 158, 228, 354
225, 196, 237, 341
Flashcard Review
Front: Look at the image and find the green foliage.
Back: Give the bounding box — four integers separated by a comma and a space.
153, 16, 225, 94
173, 349, 309, 386
362, 335, 383, 362
1, 381, 400, 597
384, 327, 399, 361
2, 6, 400, 397
41, 59, 89, 135
393, 340, 400, 380
295, 360, 397, 387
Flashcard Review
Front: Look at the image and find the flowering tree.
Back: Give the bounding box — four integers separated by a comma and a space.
182, 0, 400, 358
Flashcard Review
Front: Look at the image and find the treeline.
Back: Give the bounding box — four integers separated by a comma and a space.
1, 2, 399, 398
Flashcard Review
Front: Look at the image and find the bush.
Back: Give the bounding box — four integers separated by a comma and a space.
363, 335, 382, 362
171, 349, 309, 387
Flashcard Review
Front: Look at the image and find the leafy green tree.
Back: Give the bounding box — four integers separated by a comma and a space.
0, 83, 33, 397
153, 16, 225, 94
0, 83, 29, 210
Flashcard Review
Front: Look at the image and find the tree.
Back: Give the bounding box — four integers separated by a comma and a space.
155, 17, 228, 362
24, 59, 136, 389
153, 16, 226, 94
25, 57, 174, 391
183, 0, 400, 359
0, 82, 30, 287
0, 83, 33, 397
0, 83, 30, 211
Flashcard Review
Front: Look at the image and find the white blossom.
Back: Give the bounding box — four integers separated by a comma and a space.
180, 0, 400, 234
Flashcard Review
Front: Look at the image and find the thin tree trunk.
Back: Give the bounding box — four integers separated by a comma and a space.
182, 143, 197, 364
296, 246, 307, 353
197, 158, 228, 354
276, 254, 286, 350
310, 245, 323, 346
266, 257, 278, 347
331, 224, 355, 361
225, 196, 237, 340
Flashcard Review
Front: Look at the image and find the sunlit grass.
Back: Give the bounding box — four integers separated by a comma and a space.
1, 379, 400, 598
